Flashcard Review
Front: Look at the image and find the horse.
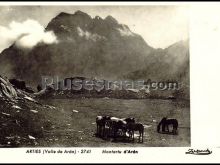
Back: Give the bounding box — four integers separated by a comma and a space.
96, 116, 127, 139
109, 117, 126, 139
126, 122, 144, 143
96, 115, 111, 137
109, 117, 137, 140
123, 117, 135, 124
157, 117, 178, 135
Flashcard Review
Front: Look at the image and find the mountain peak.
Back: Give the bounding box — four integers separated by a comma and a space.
166, 39, 189, 50
94, 16, 103, 20
56, 12, 71, 18
105, 15, 118, 24
74, 10, 92, 19
54, 10, 92, 20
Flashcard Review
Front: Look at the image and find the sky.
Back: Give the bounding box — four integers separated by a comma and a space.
0, 5, 189, 52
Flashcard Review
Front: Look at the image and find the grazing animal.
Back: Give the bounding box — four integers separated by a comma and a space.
108, 117, 136, 139
123, 117, 135, 124
96, 115, 111, 137
104, 116, 113, 137
96, 116, 104, 137
110, 117, 127, 139
95, 116, 144, 143
127, 122, 144, 143
157, 117, 178, 135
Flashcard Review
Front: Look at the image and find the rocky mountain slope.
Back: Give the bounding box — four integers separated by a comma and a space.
0, 75, 56, 147
0, 10, 189, 99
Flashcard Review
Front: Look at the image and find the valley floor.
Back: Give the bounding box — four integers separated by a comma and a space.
0, 98, 190, 147
36, 98, 190, 147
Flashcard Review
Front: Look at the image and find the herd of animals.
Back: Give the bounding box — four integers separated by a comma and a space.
96, 116, 179, 143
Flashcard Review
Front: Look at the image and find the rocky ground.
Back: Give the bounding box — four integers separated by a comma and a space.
0, 76, 56, 147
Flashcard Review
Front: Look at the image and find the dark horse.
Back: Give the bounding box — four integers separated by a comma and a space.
96, 115, 111, 137
157, 117, 178, 135
127, 122, 144, 143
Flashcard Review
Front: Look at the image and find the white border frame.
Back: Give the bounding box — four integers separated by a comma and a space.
0, 2, 220, 163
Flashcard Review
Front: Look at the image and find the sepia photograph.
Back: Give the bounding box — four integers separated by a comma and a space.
0, 5, 190, 148
1, 1, 220, 163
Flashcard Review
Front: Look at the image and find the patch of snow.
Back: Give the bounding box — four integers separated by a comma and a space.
28, 135, 36, 140
12, 105, 22, 110
5, 136, 15, 139
46, 105, 56, 109
60, 25, 71, 32
0, 77, 7, 85
30, 110, 38, 113
24, 96, 36, 102
143, 124, 152, 128
77, 27, 105, 41
127, 88, 139, 93
1, 112, 10, 116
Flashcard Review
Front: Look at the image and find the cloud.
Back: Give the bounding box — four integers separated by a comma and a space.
0, 19, 58, 52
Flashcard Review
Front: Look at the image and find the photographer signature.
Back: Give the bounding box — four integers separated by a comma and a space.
185, 149, 212, 155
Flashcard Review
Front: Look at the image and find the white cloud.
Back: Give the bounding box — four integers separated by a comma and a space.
0, 19, 58, 52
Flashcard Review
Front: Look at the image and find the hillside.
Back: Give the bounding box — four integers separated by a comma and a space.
0, 10, 189, 99
0, 76, 56, 147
